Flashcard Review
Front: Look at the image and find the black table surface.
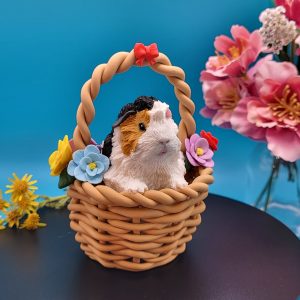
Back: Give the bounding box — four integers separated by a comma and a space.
0, 194, 299, 300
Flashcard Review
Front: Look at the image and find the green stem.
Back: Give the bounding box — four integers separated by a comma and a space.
264, 159, 280, 211
278, 50, 290, 62
37, 194, 70, 208
255, 174, 273, 207
290, 40, 295, 64
255, 157, 281, 211
39, 195, 68, 202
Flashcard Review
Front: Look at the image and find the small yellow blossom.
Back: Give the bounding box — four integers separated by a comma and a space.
5, 173, 38, 202
15, 193, 39, 214
0, 190, 10, 212
20, 212, 46, 230
0, 219, 5, 230
49, 135, 72, 176
6, 209, 23, 228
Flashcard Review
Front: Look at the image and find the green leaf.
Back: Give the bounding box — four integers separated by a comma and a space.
184, 156, 193, 172
278, 50, 290, 62
58, 167, 75, 189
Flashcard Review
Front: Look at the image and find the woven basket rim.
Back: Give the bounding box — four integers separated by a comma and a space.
68, 167, 213, 208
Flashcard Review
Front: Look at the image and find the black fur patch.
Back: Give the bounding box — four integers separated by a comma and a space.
102, 96, 157, 158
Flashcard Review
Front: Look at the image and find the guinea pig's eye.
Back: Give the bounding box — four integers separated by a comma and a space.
138, 122, 146, 132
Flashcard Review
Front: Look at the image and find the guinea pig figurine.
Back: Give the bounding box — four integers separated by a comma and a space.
102, 96, 188, 192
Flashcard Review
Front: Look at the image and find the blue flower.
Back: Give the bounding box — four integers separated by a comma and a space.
67, 145, 110, 184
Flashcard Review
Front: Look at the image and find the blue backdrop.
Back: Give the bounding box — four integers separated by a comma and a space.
1, 1, 280, 205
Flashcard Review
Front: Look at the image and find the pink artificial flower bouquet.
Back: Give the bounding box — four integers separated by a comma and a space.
200, 5, 300, 163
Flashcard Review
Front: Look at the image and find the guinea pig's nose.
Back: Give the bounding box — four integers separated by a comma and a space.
159, 138, 170, 145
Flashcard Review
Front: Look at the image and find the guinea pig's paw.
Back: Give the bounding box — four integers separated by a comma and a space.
124, 179, 148, 193
170, 176, 188, 190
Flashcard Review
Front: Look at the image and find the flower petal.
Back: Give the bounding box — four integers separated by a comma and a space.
248, 55, 273, 80
247, 100, 277, 128
212, 110, 233, 128
86, 166, 98, 176
79, 157, 92, 171
230, 25, 250, 41
186, 152, 200, 167
97, 154, 110, 170
214, 35, 235, 54
255, 61, 298, 92
95, 162, 105, 174
72, 150, 84, 164
200, 148, 214, 160
86, 173, 103, 185
84, 145, 100, 156
74, 166, 87, 181
185, 138, 191, 153
203, 159, 215, 168
86, 153, 101, 162
67, 160, 77, 176
200, 107, 217, 119
266, 127, 300, 162
194, 138, 209, 152
190, 134, 200, 145
287, 76, 300, 97
231, 97, 267, 141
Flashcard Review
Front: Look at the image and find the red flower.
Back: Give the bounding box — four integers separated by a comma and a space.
200, 130, 219, 151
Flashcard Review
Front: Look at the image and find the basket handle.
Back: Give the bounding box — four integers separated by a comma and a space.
73, 43, 196, 152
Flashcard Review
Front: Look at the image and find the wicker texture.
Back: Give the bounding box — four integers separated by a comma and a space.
68, 46, 214, 271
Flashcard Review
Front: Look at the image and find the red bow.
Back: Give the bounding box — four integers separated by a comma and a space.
134, 43, 159, 66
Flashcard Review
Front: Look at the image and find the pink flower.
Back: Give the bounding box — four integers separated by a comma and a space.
200, 77, 249, 128
275, 0, 300, 27
231, 60, 300, 162
201, 25, 262, 80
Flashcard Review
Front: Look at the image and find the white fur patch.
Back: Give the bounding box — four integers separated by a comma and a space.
104, 100, 187, 192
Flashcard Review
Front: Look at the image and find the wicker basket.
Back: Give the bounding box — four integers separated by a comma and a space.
67, 43, 214, 271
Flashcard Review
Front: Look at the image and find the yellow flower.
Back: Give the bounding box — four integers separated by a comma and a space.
20, 212, 46, 230
0, 190, 10, 212
6, 209, 23, 228
5, 173, 38, 202
15, 193, 39, 214
49, 135, 72, 176
0, 219, 5, 230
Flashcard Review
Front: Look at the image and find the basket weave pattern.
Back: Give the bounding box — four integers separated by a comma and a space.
68, 47, 214, 271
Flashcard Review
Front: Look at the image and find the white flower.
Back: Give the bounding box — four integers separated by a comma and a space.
259, 6, 297, 54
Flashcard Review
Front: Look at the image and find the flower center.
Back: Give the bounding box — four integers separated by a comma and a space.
88, 162, 97, 170
218, 87, 240, 111
14, 181, 28, 193
26, 214, 39, 227
270, 85, 300, 123
17, 196, 30, 210
196, 147, 204, 156
215, 45, 241, 67
228, 46, 240, 59
216, 53, 230, 66
7, 210, 20, 222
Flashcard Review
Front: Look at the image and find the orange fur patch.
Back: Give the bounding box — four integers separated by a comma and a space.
119, 110, 150, 156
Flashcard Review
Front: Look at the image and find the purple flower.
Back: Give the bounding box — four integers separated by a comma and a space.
185, 134, 214, 168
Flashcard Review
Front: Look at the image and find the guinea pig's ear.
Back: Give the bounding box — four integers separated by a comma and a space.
166, 108, 172, 119
113, 110, 136, 128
